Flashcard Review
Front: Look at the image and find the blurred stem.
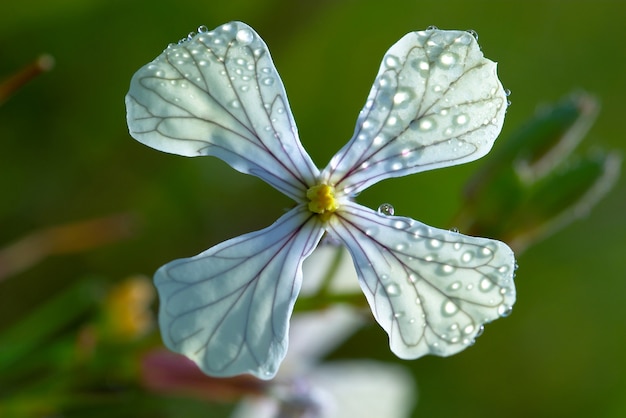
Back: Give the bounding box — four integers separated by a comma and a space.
0, 54, 54, 105
0, 213, 135, 282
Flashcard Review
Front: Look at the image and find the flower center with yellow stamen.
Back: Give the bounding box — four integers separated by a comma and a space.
306, 184, 339, 221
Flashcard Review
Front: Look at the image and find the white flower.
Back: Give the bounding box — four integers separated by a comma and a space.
125, 21, 516, 380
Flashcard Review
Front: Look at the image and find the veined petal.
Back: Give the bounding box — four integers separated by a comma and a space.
125, 22, 319, 201
155, 205, 323, 379
323, 29, 508, 195
328, 202, 516, 359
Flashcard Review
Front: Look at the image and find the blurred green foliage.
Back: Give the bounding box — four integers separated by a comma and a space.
1, 1, 625, 417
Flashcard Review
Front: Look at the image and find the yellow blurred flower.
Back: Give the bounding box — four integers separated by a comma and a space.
104, 275, 155, 341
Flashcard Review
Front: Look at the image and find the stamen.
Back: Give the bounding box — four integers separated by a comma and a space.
306, 184, 339, 219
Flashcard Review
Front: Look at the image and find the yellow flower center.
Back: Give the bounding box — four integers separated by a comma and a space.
306, 184, 339, 220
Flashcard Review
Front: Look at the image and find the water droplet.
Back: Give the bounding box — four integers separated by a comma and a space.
230, 99, 240, 108
385, 54, 401, 68
440, 264, 456, 275
408, 274, 418, 283
262, 77, 274, 86
463, 324, 475, 334
386, 283, 401, 297
450, 227, 460, 233
438, 52, 458, 68
393, 89, 413, 105
475, 325, 485, 338
418, 117, 436, 131
394, 312, 404, 318
466, 29, 479, 40
454, 114, 469, 125
498, 305, 513, 317
378, 203, 395, 216
426, 25, 439, 30
498, 265, 509, 274
197, 25, 209, 33
461, 251, 473, 263
504, 88, 512, 96
428, 238, 442, 249
236, 28, 254, 45
479, 277, 495, 291
187, 31, 197, 41
443, 301, 458, 316
448, 281, 462, 291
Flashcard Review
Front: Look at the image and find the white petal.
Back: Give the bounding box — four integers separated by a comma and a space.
231, 361, 415, 418
155, 205, 323, 379
125, 22, 319, 200
322, 29, 508, 195
328, 202, 516, 359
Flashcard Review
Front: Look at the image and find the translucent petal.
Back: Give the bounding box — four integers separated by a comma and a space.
322, 29, 508, 195
125, 22, 319, 201
155, 205, 323, 379
328, 202, 516, 359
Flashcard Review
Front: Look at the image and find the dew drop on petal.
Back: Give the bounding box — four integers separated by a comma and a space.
384, 54, 401, 68
498, 305, 513, 317
443, 301, 458, 316
479, 277, 495, 291
236, 28, 254, 45
438, 52, 457, 67
475, 325, 485, 338
466, 29, 479, 40
448, 281, 462, 291
386, 283, 401, 297
378, 203, 395, 216
454, 114, 469, 125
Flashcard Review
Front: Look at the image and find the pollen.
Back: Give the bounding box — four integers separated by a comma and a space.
306, 184, 339, 219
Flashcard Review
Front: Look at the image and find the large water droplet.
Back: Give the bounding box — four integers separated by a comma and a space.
378, 203, 395, 216
498, 305, 513, 317
236, 28, 254, 45
461, 251, 473, 263
418, 117, 436, 131
466, 29, 479, 40
384, 54, 401, 68
438, 51, 458, 68
454, 114, 469, 125
440, 264, 456, 275
386, 283, 401, 297
443, 301, 458, 316
479, 277, 495, 292
448, 281, 462, 291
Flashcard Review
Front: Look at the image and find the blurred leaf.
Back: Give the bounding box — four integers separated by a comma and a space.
0, 278, 101, 373
455, 91, 620, 252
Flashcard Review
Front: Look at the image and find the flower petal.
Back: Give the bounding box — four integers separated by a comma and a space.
322, 29, 508, 195
155, 205, 323, 379
328, 202, 516, 359
125, 22, 319, 200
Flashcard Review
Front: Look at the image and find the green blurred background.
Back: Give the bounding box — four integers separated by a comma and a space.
1, 0, 625, 417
